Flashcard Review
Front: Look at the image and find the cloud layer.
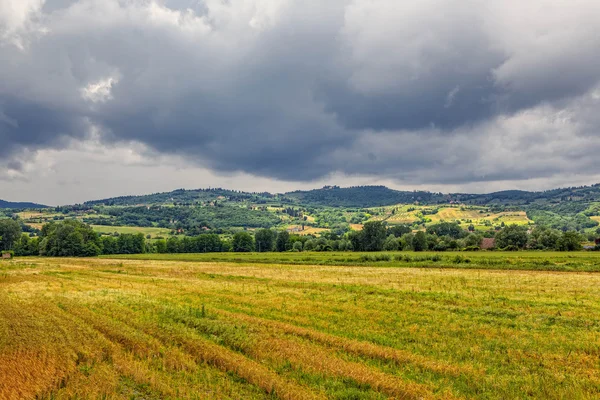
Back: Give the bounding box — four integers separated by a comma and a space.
2, 0, 600, 201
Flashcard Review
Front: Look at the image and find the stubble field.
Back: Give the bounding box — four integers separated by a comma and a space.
1, 254, 599, 399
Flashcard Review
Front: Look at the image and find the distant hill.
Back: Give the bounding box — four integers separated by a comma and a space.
449, 184, 600, 206
21, 183, 600, 233
81, 184, 600, 209
0, 199, 47, 209
285, 186, 442, 207
84, 188, 279, 206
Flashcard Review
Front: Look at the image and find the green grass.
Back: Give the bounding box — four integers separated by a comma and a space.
91, 225, 173, 238
103, 250, 600, 272
1, 256, 600, 399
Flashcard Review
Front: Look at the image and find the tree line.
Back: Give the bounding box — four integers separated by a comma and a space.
0, 219, 595, 257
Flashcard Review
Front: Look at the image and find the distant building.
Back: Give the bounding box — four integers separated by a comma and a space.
480, 238, 496, 250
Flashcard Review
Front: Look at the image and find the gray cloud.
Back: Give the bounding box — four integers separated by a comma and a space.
1, 0, 600, 196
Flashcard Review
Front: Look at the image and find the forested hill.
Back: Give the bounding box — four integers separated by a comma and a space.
285, 186, 441, 207
85, 188, 279, 206
0, 199, 47, 209
451, 184, 600, 206
81, 184, 600, 208
83, 185, 442, 208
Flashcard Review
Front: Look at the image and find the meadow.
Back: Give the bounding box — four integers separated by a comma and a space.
1, 254, 599, 399
90, 225, 174, 239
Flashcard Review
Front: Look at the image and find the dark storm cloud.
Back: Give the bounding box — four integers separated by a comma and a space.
1, 0, 600, 187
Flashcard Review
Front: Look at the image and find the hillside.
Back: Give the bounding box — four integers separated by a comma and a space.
285, 186, 442, 207
0, 199, 47, 209
85, 188, 279, 206
82, 184, 600, 209
11, 183, 600, 235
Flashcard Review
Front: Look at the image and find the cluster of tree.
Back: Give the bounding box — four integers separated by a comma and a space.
151, 234, 226, 254
38, 220, 103, 256
85, 204, 281, 230
0, 219, 22, 251
287, 186, 438, 207
526, 209, 598, 232
83, 188, 278, 207
495, 225, 585, 251
2, 218, 594, 259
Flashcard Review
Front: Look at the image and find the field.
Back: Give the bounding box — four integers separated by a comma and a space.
1, 253, 600, 399
366, 205, 531, 230
90, 225, 174, 238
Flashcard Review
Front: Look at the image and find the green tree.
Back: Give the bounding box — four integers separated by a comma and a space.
255, 228, 276, 252
292, 241, 303, 252
463, 233, 482, 249
413, 231, 427, 252
303, 238, 316, 251
361, 221, 387, 251
383, 235, 400, 251
388, 225, 411, 238
528, 226, 560, 250
0, 219, 22, 251
154, 239, 168, 254
13, 234, 40, 256
426, 222, 463, 239
101, 236, 118, 255
275, 230, 290, 252
557, 231, 582, 251
347, 230, 363, 251
39, 220, 102, 257
495, 225, 528, 250
166, 237, 181, 253
232, 231, 254, 252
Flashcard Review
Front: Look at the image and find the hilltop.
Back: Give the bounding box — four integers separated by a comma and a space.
80, 183, 600, 208
7, 183, 600, 236
0, 199, 47, 209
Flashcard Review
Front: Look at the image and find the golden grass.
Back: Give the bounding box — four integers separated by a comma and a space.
90, 225, 173, 238
286, 225, 330, 236
1, 257, 600, 399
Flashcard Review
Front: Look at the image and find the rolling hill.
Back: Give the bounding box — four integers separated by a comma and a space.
0, 199, 47, 209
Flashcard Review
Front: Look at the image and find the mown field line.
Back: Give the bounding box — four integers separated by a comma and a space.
99, 298, 460, 400
74, 302, 327, 400
214, 309, 482, 379
253, 336, 458, 400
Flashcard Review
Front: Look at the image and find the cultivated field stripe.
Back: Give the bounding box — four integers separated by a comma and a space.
216, 309, 481, 379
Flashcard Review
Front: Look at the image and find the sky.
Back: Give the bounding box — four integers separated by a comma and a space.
1, 0, 600, 205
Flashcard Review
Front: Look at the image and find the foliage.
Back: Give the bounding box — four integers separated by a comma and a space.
387, 225, 412, 237
0, 219, 22, 251
39, 220, 102, 257
426, 222, 464, 239
287, 186, 437, 207
275, 230, 290, 252
557, 231, 583, 251
232, 232, 254, 252
412, 231, 427, 252
13, 234, 40, 256
254, 229, 276, 252
495, 225, 528, 250
360, 221, 388, 252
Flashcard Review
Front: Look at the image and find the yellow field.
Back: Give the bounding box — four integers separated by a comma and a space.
483, 211, 531, 225
286, 225, 330, 236
17, 212, 47, 219
427, 208, 486, 223
366, 205, 531, 229
591, 216, 600, 223
90, 225, 173, 238
1, 257, 600, 399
